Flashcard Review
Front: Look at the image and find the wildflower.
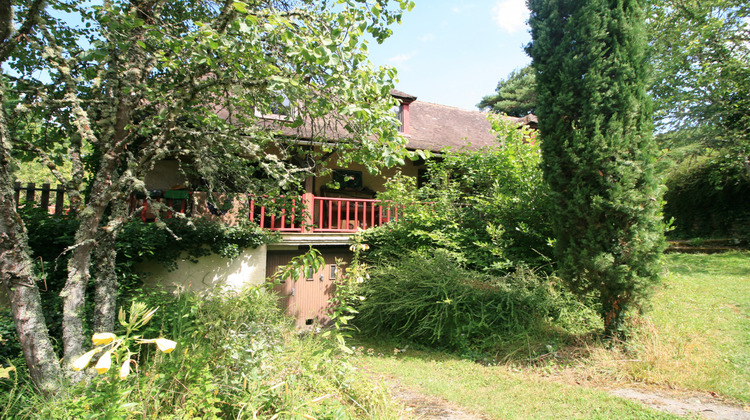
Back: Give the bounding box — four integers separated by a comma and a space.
155, 338, 177, 354
72, 348, 99, 371
119, 358, 131, 380
91, 332, 116, 345
95, 351, 112, 374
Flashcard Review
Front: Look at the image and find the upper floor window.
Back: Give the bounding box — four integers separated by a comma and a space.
392, 103, 404, 132
332, 169, 363, 189
270, 95, 294, 118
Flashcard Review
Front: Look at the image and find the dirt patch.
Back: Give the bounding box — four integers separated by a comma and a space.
610, 388, 750, 419
391, 383, 486, 420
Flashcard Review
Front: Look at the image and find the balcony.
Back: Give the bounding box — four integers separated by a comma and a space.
129, 191, 401, 233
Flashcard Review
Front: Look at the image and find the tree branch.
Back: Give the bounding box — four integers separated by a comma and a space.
0, 0, 46, 62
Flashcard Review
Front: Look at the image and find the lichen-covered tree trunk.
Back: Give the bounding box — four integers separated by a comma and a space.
61, 174, 114, 365
0, 86, 62, 395
92, 201, 127, 334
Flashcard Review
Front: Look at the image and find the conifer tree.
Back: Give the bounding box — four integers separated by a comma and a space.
526, 0, 665, 336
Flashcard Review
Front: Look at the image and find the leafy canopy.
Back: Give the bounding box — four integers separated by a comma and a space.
6, 0, 416, 200
477, 65, 536, 117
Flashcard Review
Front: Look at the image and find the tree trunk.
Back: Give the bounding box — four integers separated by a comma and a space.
0, 86, 62, 395
60, 150, 120, 368
60, 201, 107, 368
92, 232, 117, 334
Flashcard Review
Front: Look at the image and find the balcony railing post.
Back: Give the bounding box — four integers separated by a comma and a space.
303, 192, 315, 233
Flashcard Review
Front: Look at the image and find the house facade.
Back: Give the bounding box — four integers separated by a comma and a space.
136, 91, 537, 327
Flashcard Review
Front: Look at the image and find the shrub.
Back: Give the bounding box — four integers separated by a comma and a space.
362, 116, 553, 273
663, 159, 750, 238
14, 210, 277, 356
3, 287, 402, 419
354, 249, 560, 352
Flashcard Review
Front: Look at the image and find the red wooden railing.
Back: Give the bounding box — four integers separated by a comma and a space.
311, 196, 400, 232
130, 191, 402, 233
247, 195, 402, 233
248, 196, 305, 232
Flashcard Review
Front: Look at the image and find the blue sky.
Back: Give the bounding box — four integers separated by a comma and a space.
367, 0, 532, 111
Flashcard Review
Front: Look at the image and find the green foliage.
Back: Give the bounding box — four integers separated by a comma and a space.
4, 287, 402, 419
663, 159, 750, 238
0, 311, 22, 362
362, 116, 552, 272
527, 0, 666, 336
648, 0, 750, 181
477, 65, 537, 116
12, 210, 277, 361
648, 1, 749, 133
323, 242, 370, 353
355, 250, 568, 353
117, 217, 277, 272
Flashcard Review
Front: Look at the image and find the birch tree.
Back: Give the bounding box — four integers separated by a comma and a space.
1, 0, 413, 391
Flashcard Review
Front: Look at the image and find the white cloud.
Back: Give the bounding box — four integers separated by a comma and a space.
492, 0, 530, 34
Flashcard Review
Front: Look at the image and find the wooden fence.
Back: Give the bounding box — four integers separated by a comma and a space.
13, 182, 67, 215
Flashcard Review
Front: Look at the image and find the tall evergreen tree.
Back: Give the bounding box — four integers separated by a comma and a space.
526, 0, 665, 336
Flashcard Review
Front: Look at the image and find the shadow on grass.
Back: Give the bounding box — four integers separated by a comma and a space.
350, 326, 603, 369
666, 251, 750, 277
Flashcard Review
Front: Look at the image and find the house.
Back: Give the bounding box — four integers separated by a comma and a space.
136, 91, 537, 327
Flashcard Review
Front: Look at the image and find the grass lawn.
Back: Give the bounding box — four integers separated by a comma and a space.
356, 349, 680, 419
622, 252, 750, 401
353, 252, 750, 418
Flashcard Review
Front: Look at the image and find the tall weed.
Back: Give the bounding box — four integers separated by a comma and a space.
3, 287, 403, 419
355, 250, 585, 353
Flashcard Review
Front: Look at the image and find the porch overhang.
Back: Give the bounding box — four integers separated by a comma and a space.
271, 233, 353, 247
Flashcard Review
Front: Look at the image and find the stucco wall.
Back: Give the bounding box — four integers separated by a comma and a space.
316, 158, 423, 195
136, 245, 268, 294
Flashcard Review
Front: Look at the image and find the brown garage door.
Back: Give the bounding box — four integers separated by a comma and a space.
266, 248, 352, 328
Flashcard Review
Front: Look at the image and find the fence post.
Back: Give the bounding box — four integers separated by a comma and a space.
40, 183, 51, 211
25, 182, 36, 204
55, 184, 65, 215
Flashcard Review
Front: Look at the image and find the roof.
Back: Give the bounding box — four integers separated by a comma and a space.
504, 114, 538, 129
390, 89, 417, 104
247, 91, 536, 153
405, 101, 497, 152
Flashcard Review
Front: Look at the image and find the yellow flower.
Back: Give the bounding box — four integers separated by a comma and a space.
91, 332, 116, 345
72, 348, 99, 371
119, 358, 131, 380
95, 351, 112, 374
155, 338, 177, 354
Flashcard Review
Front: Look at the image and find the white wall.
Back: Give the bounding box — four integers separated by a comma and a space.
136, 245, 267, 294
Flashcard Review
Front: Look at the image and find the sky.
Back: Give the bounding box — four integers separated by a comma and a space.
367, 0, 533, 111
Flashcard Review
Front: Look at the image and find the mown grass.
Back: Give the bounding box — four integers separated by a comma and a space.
354, 252, 750, 417
355, 346, 680, 419
617, 252, 750, 401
